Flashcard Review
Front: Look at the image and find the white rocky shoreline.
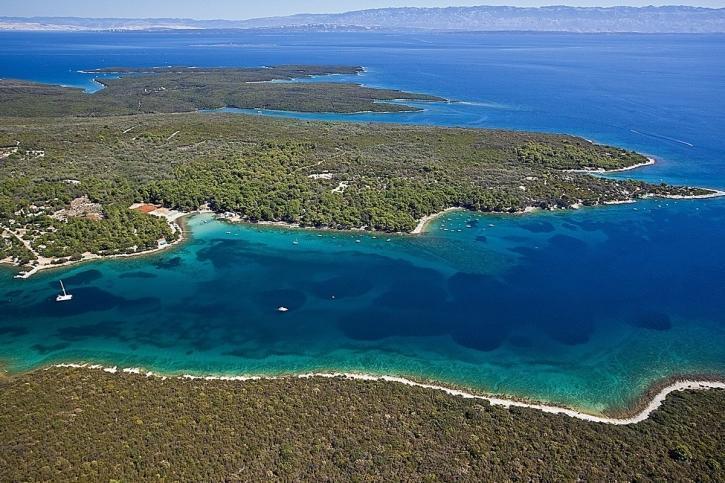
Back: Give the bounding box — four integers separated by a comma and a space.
47, 363, 724, 426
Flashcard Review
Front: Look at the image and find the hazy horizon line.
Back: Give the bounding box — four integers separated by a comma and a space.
2, 4, 723, 23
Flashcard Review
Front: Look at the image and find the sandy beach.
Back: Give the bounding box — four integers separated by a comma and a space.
411, 207, 465, 234
48, 363, 724, 426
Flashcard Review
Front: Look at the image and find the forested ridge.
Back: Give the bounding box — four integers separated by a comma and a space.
0, 367, 722, 481
0, 66, 714, 267
0, 65, 443, 117
0, 111, 712, 266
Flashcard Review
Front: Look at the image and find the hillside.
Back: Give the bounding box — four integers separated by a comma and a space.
1, 6, 724, 33
0, 367, 722, 480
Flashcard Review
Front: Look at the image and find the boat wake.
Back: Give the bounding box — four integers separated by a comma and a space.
630, 129, 694, 147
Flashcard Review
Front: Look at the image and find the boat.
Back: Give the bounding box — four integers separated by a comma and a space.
277, 306, 289, 312
56, 280, 73, 302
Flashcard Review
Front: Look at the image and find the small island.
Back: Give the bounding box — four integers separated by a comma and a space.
0, 65, 444, 116
0, 65, 719, 275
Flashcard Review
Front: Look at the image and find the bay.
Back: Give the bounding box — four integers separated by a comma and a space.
0, 30, 723, 414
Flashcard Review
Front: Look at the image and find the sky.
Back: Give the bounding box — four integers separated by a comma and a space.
2, 0, 724, 20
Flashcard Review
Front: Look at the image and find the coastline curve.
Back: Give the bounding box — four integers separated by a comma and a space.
47, 363, 724, 426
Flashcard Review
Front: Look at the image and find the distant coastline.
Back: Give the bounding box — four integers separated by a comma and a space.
2, 6, 724, 34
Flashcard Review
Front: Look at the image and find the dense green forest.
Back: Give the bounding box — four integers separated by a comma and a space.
0, 65, 443, 117
0, 112, 713, 266
0, 66, 714, 266
0, 367, 722, 481
0, 174, 174, 265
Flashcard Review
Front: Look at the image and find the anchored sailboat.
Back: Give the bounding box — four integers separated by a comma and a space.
56, 280, 73, 302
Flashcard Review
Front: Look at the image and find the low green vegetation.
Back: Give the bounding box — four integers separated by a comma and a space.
0, 175, 174, 268
0, 368, 722, 481
0, 65, 713, 267
0, 65, 443, 117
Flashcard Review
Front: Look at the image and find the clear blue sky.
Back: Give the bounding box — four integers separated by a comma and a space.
3, 0, 724, 20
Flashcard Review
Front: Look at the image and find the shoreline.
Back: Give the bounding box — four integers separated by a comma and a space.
411, 207, 465, 234
4, 182, 723, 278
567, 157, 657, 174
8, 208, 195, 280
658, 189, 725, 200
39, 362, 724, 425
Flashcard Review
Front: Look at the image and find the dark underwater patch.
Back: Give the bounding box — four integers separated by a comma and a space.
571, 220, 604, 232
37, 287, 126, 317
4, 290, 23, 298
631, 311, 672, 331
451, 321, 508, 352
548, 234, 587, 251
119, 296, 162, 315
119, 271, 158, 279
503, 235, 529, 242
32, 342, 70, 354
56, 321, 125, 341
338, 309, 443, 341
154, 256, 183, 270
51, 269, 103, 287
509, 246, 539, 257
447, 272, 501, 303
196, 238, 257, 268
132, 332, 178, 349
520, 221, 555, 233
475, 235, 488, 243
373, 283, 447, 310
0, 326, 28, 337
310, 275, 374, 299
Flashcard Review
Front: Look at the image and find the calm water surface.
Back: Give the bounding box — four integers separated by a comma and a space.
0, 31, 723, 413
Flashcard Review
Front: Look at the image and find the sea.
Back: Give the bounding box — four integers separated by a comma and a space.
0, 30, 723, 414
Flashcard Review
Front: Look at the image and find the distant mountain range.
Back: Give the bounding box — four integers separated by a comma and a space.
2, 6, 725, 33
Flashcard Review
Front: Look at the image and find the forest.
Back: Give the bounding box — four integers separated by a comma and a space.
0, 65, 443, 117
0, 111, 713, 267
0, 66, 714, 267
0, 367, 722, 481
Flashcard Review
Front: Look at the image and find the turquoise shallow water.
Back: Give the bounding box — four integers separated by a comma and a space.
2, 199, 724, 414
0, 31, 724, 414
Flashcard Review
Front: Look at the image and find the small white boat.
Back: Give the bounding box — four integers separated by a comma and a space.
293, 240, 299, 245
277, 306, 289, 312
56, 280, 73, 302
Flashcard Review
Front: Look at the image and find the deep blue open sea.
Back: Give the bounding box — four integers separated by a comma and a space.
1, 31, 723, 414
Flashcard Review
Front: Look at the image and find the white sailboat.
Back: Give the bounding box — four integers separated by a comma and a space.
56, 280, 73, 302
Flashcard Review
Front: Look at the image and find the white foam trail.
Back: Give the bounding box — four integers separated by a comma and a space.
630, 129, 694, 147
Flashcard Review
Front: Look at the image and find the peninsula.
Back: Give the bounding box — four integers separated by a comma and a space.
0, 65, 718, 274
0, 65, 443, 116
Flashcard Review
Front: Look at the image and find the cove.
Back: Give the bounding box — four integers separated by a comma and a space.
1, 198, 724, 415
